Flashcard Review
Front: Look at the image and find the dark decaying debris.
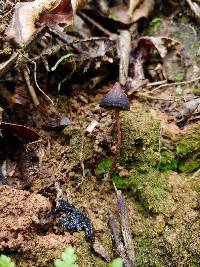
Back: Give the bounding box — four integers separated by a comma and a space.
53, 198, 95, 243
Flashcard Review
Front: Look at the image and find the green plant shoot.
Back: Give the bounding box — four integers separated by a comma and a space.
0, 255, 16, 267
54, 246, 78, 267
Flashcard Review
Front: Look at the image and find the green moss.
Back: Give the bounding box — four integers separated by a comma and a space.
120, 109, 160, 169
176, 144, 189, 156
135, 235, 165, 267
159, 125, 200, 173
95, 158, 113, 179
175, 125, 200, 172
75, 233, 110, 267
159, 150, 178, 171
63, 126, 94, 162
178, 160, 199, 172
114, 170, 176, 216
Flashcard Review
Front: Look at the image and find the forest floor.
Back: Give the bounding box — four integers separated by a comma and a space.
0, 1, 200, 266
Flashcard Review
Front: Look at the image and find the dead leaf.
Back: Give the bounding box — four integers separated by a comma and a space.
138, 37, 180, 58
0, 122, 41, 143
2, 160, 16, 178
129, 0, 154, 22
110, 0, 154, 24
5, 0, 87, 46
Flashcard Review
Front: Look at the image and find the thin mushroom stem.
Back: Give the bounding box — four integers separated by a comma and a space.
108, 109, 121, 179
115, 109, 122, 159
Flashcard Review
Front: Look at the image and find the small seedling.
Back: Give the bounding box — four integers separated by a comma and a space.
0, 255, 15, 267
175, 73, 184, 82
54, 246, 78, 267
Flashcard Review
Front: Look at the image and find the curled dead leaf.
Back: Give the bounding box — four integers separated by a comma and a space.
0, 122, 41, 143
110, 0, 154, 24
138, 36, 180, 58
5, 0, 87, 46
128, 0, 154, 22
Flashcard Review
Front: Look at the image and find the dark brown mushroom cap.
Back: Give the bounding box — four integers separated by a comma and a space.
100, 82, 130, 110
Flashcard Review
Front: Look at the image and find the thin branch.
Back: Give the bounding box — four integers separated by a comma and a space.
136, 92, 193, 102
21, 65, 40, 106
108, 216, 127, 262
136, 93, 180, 101
109, 187, 136, 267
116, 190, 136, 267
79, 11, 117, 40
151, 76, 200, 93
118, 30, 131, 86
186, 0, 200, 18
22, 54, 54, 105
190, 168, 200, 179
147, 80, 167, 88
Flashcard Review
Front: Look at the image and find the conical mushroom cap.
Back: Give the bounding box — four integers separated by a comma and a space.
100, 82, 130, 110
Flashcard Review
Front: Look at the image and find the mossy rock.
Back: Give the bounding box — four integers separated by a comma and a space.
160, 124, 200, 173
135, 234, 167, 267
95, 158, 113, 179
120, 109, 160, 169
126, 172, 200, 267
113, 170, 176, 217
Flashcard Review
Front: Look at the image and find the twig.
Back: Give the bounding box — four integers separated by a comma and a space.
116, 190, 136, 267
108, 216, 127, 260
109, 187, 136, 267
186, 0, 200, 18
147, 80, 167, 88
0, 52, 18, 78
21, 65, 40, 106
0, 26, 48, 77
1, 5, 15, 19
190, 168, 200, 179
118, 30, 131, 86
136, 92, 190, 102
151, 76, 200, 93
22, 54, 54, 105
79, 12, 117, 40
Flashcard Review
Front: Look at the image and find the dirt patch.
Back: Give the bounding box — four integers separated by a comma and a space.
0, 185, 51, 249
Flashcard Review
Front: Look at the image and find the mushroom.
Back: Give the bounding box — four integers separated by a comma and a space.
100, 82, 130, 180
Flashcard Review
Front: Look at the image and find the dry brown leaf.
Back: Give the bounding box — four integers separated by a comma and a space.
5, 0, 87, 46
128, 0, 141, 16
110, 0, 154, 24
129, 0, 154, 22
138, 36, 180, 58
